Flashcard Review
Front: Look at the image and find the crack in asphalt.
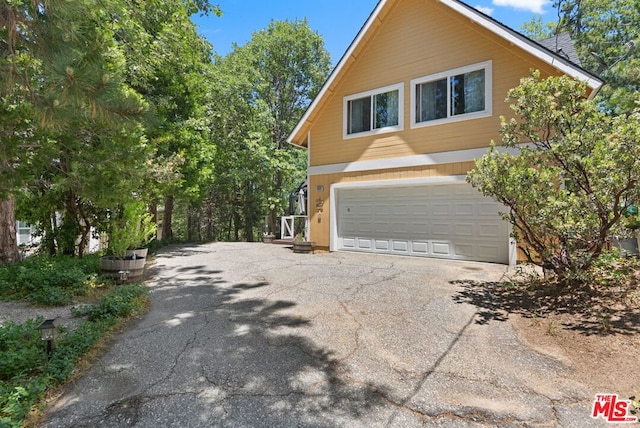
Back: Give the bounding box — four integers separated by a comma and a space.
336, 300, 362, 363
384, 311, 478, 427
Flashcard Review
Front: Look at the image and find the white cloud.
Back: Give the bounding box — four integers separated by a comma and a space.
475, 5, 495, 15
492, 0, 549, 14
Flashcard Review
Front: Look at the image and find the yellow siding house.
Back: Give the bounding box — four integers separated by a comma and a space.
287, 0, 602, 264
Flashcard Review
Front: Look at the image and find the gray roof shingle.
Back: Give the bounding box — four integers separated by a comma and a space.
538, 32, 582, 66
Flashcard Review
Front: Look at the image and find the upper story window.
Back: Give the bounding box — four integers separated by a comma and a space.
410, 61, 492, 128
344, 83, 404, 138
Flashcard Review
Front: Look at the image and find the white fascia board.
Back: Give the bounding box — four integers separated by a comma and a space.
308, 145, 521, 176
287, 0, 388, 146
439, 0, 603, 92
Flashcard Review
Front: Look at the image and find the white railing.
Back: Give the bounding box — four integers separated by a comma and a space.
280, 215, 309, 240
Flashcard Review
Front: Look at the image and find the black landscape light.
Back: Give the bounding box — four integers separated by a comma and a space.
37, 318, 56, 359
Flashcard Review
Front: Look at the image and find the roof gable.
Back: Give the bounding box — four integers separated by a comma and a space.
288, 0, 603, 147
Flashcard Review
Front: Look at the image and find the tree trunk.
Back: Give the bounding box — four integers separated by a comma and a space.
0, 196, 20, 265
205, 195, 214, 241
150, 203, 158, 226
186, 206, 200, 242
162, 195, 174, 240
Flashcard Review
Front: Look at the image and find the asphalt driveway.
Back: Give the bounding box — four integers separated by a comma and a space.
43, 242, 603, 427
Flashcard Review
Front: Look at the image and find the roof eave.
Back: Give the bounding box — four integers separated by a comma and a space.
287, 0, 604, 146
287, 0, 388, 147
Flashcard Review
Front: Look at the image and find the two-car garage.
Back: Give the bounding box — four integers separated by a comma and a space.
332, 180, 511, 264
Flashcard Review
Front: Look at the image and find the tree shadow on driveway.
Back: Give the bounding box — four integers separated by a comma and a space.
80, 259, 393, 427
450, 278, 640, 336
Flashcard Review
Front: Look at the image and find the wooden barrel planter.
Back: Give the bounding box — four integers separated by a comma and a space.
262, 234, 275, 243
126, 247, 149, 259
100, 256, 146, 283
292, 241, 315, 254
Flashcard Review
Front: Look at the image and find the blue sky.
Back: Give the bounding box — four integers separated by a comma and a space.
192, 0, 556, 64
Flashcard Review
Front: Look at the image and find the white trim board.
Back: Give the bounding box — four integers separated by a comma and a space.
309, 145, 521, 176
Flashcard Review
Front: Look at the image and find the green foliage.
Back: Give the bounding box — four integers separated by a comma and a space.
552, 0, 640, 115
519, 16, 555, 40
206, 20, 331, 240
71, 284, 147, 321
107, 200, 157, 257
467, 71, 640, 286
0, 320, 43, 381
0, 284, 147, 426
0, 255, 100, 305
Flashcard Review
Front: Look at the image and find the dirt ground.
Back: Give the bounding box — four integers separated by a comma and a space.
451, 261, 640, 404
514, 311, 639, 396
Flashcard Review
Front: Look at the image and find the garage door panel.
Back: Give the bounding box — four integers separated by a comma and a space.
410, 241, 429, 255
477, 202, 501, 216
454, 223, 475, 238
454, 242, 475, 258
392, 240, 409, 252
431, 203, 451, 216
337, 184, 509, 263
478, 222, 505, 238
454, 202, 475, 216
431, 223, 453, 236
478, 244, 503, 260
342, 238, 356, 249
375, 240, 390, 251
357, 238, 373, 249
432, 241, 452, 256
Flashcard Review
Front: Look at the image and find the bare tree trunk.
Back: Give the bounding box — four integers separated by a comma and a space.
162, 195, 174, 240
149, 203, 158, 227
205, 195, 214, 241
187, 207, 200, 242
0, 196, 20, 265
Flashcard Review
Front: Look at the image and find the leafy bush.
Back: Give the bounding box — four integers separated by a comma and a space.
468, 72, 640, 287
0, 284, 148, 426
0, 320, 43, 381
0, 255, 100, 305
72, 284, 147, 321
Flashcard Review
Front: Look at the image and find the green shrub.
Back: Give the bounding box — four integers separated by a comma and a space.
72, 284, 147, 321
0, 255, 101, 305
0, 283, 148, 426
0, 320, 43, 381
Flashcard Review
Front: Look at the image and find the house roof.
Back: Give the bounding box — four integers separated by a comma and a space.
287, 0, 604, 147
537, 32, 582, 66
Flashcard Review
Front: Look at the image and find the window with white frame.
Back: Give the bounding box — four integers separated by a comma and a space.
344, 83, 404, 138
411, 61, 492, 127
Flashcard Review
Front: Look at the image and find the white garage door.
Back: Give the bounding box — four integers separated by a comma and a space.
337, 183, 510, 263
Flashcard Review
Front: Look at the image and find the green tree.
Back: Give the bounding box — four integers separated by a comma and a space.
554, 0, 639, 114
113, 0, 218, 240
1, 0, 219, 258
467, 71, 640, 286
1, 0, 148, 260
520, 16, 555, 40
214, 20, 331, 238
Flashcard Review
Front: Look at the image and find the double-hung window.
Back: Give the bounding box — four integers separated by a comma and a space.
411, 61, 491, 128
344, 83, 404, 138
